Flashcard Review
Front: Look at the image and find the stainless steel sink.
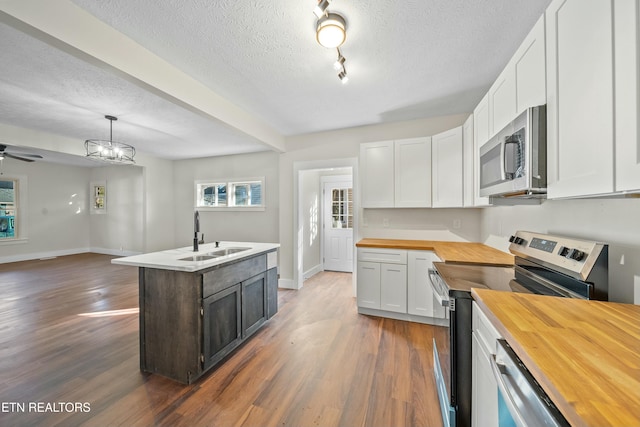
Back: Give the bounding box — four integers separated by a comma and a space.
178, 254, 219, 262
208, 247, 251, 256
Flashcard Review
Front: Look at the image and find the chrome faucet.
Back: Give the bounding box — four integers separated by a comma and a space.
193, 210, 204, 252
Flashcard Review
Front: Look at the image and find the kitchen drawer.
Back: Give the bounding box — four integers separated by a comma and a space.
472, 302, 502, 355
357, 248, 407, 264
203, 254, 266, 298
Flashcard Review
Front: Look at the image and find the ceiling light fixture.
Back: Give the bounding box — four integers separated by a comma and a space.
313, 0, 331, 19
333, 48, 346, 73
85, 115, 136, 164
316, 13, 346, 48
338, 70, 349, 84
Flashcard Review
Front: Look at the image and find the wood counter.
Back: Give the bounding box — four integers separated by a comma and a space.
355, 238, 514, 266
472, 288, 640, 427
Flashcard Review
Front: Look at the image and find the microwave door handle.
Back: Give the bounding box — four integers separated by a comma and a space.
504, 135, 521, 178
499, 138, 507, 181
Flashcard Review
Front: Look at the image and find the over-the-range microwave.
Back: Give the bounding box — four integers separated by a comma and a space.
479, 105, 546, 199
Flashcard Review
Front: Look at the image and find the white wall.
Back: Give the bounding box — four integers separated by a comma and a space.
0, 159, 91, 262
89, 165, 144, 255
172, 151, 280, 248
280, 114, 473, 284
480, 198, 640, 304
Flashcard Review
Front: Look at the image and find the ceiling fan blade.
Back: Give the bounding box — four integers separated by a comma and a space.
4, 153, 36, 162
10, 152, 43, 158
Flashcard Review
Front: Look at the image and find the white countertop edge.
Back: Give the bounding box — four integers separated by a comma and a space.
111, 241, 280, 272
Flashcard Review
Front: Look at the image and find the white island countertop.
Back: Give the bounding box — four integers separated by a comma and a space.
111, 241, 280, 272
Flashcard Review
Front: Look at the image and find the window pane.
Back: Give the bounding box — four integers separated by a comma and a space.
0, 180, 16, 239
217, 185, 227, 206
203, 186, 216, 206
234, 184, 249, 206
250, 183, 262, 205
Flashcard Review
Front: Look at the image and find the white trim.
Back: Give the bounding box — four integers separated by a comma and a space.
303, 263, 323, 280
196, 206, 266, 212
278, 278, 298, 290
357, 307, 449, 326
90, 247, 142, 257
0, 237, 28, 246
0, 247, 90, 264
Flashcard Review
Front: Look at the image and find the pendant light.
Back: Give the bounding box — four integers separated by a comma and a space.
85, 115, 136, 164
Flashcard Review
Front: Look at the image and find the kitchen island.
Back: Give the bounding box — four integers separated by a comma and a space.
472, 288, 640, 427
112, 241, 279, 384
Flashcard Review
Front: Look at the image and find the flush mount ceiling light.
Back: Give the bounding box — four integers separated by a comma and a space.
85, 115, 136, 164
316, 13, 346, 48
313, 0, 331, 19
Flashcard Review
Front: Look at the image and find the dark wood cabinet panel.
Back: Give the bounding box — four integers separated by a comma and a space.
267, 267, 278, 319
203, 284, 242, 370
242, 273, 266, 338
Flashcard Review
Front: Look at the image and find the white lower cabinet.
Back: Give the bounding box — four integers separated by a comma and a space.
407, 250, 444, 320
472, 302, 503, 427
357, 247, 445, 325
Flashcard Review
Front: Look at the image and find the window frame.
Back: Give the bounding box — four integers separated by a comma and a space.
0, 175, 28, 245
195, 177, 265, 211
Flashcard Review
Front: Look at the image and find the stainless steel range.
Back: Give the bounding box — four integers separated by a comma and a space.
430, 231, 608, 427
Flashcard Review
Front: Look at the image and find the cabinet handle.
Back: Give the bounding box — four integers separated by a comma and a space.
200, 307, 204, 316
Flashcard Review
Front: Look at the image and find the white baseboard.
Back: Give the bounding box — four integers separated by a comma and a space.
0, 247, 90, 264
278, 278, 299, 290
90, 247, 142, 257
303, 264, 322, 280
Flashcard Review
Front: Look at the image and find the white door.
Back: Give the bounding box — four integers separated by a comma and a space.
323, 179, 353, 272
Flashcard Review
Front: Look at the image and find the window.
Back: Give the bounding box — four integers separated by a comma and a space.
0, 179, 17, 239
331, 188, 353, 229
196, 178, 264, 210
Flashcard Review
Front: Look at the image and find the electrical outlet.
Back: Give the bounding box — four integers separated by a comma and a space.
383, 218, 389, 227
453, 219, 461, 229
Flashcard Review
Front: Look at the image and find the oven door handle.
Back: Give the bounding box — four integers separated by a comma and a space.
489, 355, 529, 427
514, 265, 587, 299
428, 268, 449, 307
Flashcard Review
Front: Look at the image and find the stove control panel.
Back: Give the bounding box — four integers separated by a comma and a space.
508, 230, 607, 281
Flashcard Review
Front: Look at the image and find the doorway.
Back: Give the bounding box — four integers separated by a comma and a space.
322, 176, 353, 273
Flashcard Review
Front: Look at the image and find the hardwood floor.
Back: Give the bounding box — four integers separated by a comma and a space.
0, 254, 445, 427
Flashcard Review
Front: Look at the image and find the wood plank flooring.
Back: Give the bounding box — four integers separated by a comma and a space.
0, 253, 446, 427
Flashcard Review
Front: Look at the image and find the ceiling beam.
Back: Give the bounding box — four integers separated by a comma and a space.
0, 0, 286, 153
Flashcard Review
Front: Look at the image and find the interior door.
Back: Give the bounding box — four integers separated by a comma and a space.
323, 180, 353, 272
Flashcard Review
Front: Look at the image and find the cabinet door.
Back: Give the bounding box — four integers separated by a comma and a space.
488, 67, 517, 138
360, 141, 395, 207
394, 137, 432, 207
514, 15, 546, 114
242, 273, 267, 338
357, 261, 381, 309
472, 333, 499, 427
266, 267, 278, 319
432, 126, 464, 207
380, 263, 407, 313
407, 251, 438, 317
615, 0, 640, 192
462, 114, 475, 207
546, 0, 615, 198
203, 283, 242, 370
473, 94, 492, 206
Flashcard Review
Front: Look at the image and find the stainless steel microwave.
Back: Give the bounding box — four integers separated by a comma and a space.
479, 105, 546, 198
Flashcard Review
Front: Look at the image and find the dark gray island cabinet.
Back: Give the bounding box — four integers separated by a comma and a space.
137, 250, 278, 384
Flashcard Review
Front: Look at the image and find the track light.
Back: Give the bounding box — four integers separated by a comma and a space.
333, 49, 346, 73
338, 71, 349, 84
313, 0, 331, 19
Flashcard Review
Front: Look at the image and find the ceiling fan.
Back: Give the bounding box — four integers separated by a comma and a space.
0, 144, 43, 162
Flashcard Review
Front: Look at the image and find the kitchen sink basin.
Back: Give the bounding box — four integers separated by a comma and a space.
179, 254, 219, 262
208, 247, 251, 256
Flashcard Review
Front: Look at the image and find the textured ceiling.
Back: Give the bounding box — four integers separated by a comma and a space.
0, 0, 552, 162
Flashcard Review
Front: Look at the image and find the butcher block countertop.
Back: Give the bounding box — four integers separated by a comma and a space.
355, 239, 514, 266
472, 288, 640, 427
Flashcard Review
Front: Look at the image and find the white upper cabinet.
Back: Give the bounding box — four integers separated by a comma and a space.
473, 94, 492, 206
462, 114, 475, 207
614, 0, 640, 192
515, 15, 547, 114
360, 141, 395, 207
432, 126, 464, 207
395, 137, 432, 207
360, 138, 431, 208
488, 15, 546, 138
546, 0, 616, 198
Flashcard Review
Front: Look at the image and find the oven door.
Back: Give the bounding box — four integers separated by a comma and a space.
429, 269, 454, 426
